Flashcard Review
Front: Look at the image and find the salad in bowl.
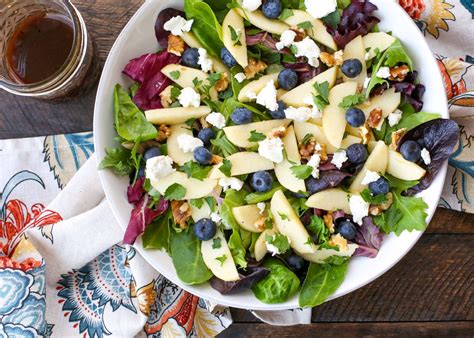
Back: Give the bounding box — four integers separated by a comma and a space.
99, 0, 459, 307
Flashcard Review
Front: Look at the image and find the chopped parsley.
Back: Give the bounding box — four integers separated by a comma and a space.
278, 212, 290, 221
164, 183, 186, 201
265, 233, 291, 254
169, 70, 180, 80
218, 159, 232, 177
339, 93, 366, 109
297, 21, 313, 30
279, 9, 294, 21
180, 161, 213, 181
312, 81, 330, 111
248, 130, 266, 142
360, 189, 388, 205
228, 26, 242, 46
212, 237, 222, 249
291, 164, 314, 180
215, 254, 227, 266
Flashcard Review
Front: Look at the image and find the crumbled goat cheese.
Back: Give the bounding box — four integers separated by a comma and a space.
363, 77, 371, 89
258, 137, 284, 164
276, 30, 297, 50
284, 106, 315, 122
307, 153, 321, 178
256, 80, 279, 111
257, 202, 266, 214
219, 177, 244, 192
293, 37, 321, 67
303, 96, 323, 118
376, 66, 391, 79
163, 16, 193, 36
361, 170, 381, 185
244, 90, 258, 101
234, 72, 247, 83
198, 48, 213, 73
210, 212, 222, 224
305, 0, 337, 19
242, 0, 262, 11
349, 195, 370, 225
178, 87, 201, 108
145, 155, 175, 181
206, 112, 226, 129
388, 109, 403, 127
421, 148, 431, 165
365, 48, 376, 61
177, 134, 204, 153
331, 150, 348, 169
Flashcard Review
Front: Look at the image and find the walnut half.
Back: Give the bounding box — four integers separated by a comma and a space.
167, 35, 185, 56
171, 201, 191, 229
245, 58, 268, 79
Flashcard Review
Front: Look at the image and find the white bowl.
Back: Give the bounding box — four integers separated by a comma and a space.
93, 0, 448, 310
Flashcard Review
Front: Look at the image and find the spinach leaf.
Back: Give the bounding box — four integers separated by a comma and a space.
184, 0, 224, 57
114, 84, 157, 142
170, 229, 213, 284
164, 183, 187, 200
245, 183, 285, 204
299, 261, 348, 307
366, 39, 413, 96
252, 258, 300, 303
221, 189, 248, 268
99, 147, 134, 176
142, 209, 172, 252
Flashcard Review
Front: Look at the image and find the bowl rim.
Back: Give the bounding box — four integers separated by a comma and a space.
93, 0, 449, 310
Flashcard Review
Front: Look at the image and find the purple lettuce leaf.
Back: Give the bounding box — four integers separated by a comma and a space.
306, 170, 352, 194
127, 177, 145, 205
123, 195, 169, 245
210, 266, 270, 294
246, 31, 282, 52
398, 119, 460, 195
155, 8, 185, 49
327, 0, 380, 49
122, 51, 180, 110
393, 71, 426, 112
354, 216, 384, 258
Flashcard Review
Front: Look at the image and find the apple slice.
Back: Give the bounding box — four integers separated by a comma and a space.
236, 8, 289, 35
350, 140, 389, 193
300, 243, 358, 264
357, 87, 401, 119
274, 126, 306, 193
271, 190, 317, 254
190, 202, 211, 222
182, 32, 230, 75
167, 124, 194, 165
223, 9, 248, 68
201, 230, 239, 281
254, 229, 275, 261
145, 106, 211, 125
150, 171, 217, 200
282, 10, 337, 50
306, 188, 352, 214
161, 64, 218, 101
322, 82, 359, 148
362, 32, 396, 57
238, 73, 280, 102
232, 205, 265, 233
343, 35, 367, 87
224, 119, 291, 148
387, 150, 426, 180
210, 152, 274, 179
280, 67, 338, 107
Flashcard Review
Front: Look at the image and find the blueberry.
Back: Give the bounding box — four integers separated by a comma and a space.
251, 171, 273, 192
194, 218, 217, 241
369, 177, 390, 196
346, 144, 368, 164
198, 128, 215, 146
278, 68, 298, 90
143, 147, 162, 161
182, 48, 200, 69
269, 101, 286, 119
400, 140, 421, 162
220, 47, 238, 68
341, 59, 363, 78
262, 0, 282, 19
336, 220, 357, 241
345, 107, 366, 127
138, 165, 146, 178
231, 107, 253, 125
285, 254, 305, 272
306, 177, 325, 195
193, 146, 213, 165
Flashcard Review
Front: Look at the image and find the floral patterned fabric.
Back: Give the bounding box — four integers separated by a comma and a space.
0, 1, 473, 336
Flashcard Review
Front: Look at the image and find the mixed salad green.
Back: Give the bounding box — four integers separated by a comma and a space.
100, 0, 459, 307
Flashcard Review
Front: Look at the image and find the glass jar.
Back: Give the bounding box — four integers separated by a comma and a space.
0, 0, 97, 100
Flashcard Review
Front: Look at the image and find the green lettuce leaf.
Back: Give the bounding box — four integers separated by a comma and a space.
142, 210, 172, 252
99, 147, 134, 176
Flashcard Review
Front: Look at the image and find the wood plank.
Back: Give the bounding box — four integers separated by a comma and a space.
426, 208, 474, 234
218, 322, 474, 337
231, 234, 473, 322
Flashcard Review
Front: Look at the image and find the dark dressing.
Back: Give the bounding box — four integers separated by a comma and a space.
6, 12, 74, 84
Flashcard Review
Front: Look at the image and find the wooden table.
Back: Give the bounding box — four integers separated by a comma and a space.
1, 1, 472, 336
